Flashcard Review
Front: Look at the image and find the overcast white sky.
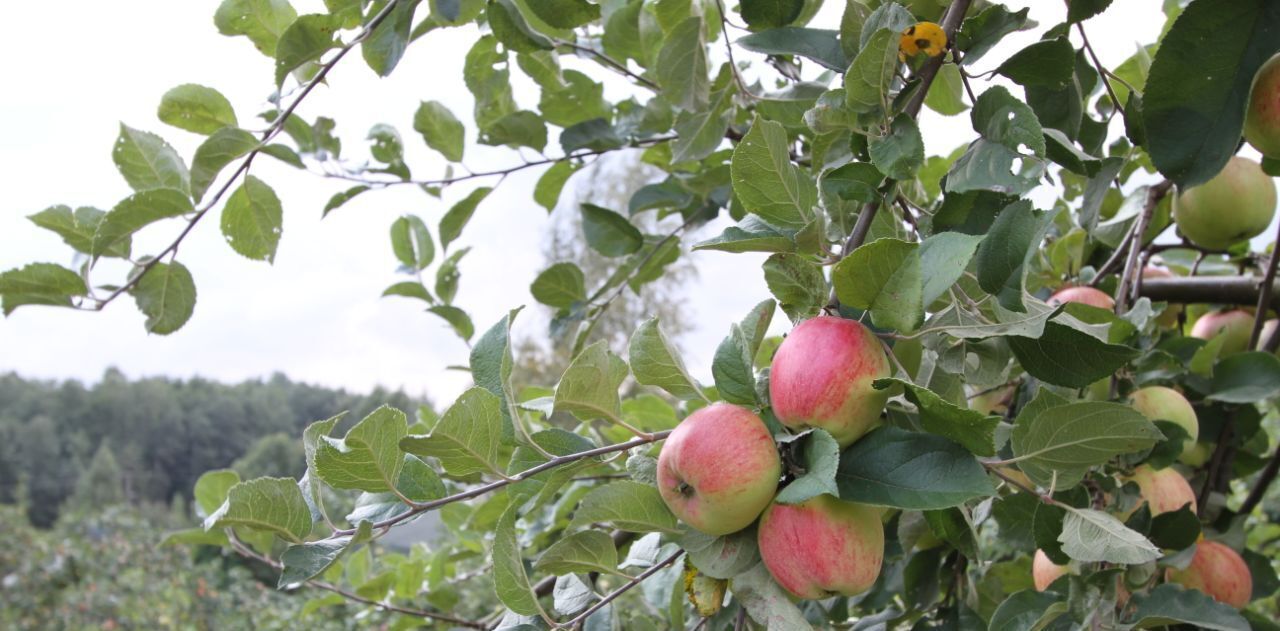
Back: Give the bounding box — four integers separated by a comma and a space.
0, 1, 1213, 403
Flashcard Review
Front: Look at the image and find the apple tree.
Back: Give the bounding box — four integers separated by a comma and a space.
5, 0, 1280, 628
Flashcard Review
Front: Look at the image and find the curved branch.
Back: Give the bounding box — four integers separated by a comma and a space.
559, 550, 684, 628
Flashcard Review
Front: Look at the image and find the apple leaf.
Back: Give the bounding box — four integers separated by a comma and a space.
712, 300, 776, 406
832, 238, 923, 332
492, 505, 542, 616
1010, 402, 1162, 490
730, 116, 818, 229
399, 388, 504, 478
535, 530, 621, 576
1058, 508, 1160, 564
989, 590, 1068, 631
1126, 584, 1250, 630
1207, 352, 1280, 403
774, 429, 840, 504
1007, 322, 1139, 388
202, 477, 313, 544
730, 562, 812, 630
835, 426, 995, 510
278, 520, 372, 587
677, 526, 761, 579
629, 317, 704, 401
874, 378, 998, 457
313, 405, 410, 492
568, 481, 679, 533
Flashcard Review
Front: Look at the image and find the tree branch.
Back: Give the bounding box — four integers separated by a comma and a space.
1137, 276, 1280, 308
560, 550, 683, 628
1115, 181, 1173, 310
1247, 213, 1280, 348
1238, 447, 1280, 515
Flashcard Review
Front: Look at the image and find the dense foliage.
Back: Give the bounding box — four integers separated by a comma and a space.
4, 0, 1280, 628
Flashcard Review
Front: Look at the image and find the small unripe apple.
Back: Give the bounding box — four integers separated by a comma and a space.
1166, 540, 1253, 608
1182, 442, 1213, 468
1172, 156, 1276, 250
1191, 309, 1255, 356
1125, 464, 1197, 516
1127, 386, 1200, 461
656, 403, 781, 536
1245, 53, 1280, 157
769, 316, 890, 448
1048, 286, 1115, 310
757, 495, 884, 599
1033, 549, 1069, 592
1142, 267, 1183, 327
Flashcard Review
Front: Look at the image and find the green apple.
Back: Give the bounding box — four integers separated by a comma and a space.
1127, 386, 1200, 462
656, 403, 781, 536
1166, 541, 1253, 608
1191, 309, 1255, 356
1033, 549, 1069, 592
757, 495, 884, 599
1245, 53, 1280, 157
769, 316, 890, 448
1172, 156, 1276, 250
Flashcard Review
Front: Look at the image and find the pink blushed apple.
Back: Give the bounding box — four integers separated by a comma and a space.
1191, 309, 1255, 356
656, 403, 781, 536
757, 495, 884, 599
1125, 464, 1197, 516
1048, 286, 1115, 310
1245, 53, 1280, 157
1166, 541, 1253, 608
1033, 549, 1069, 591
769, 316, 890, 447
1127, 386, 1200, 461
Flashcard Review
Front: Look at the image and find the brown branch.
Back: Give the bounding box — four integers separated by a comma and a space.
1116, 182, 1173, 310
1247, 215, 1280, 348
560, 550, 683, 628
1198, 408, 1238, 517
1238, 447, 1280, 515
1090, 181, 1172, 288
1138, 276, 1280, 308
1076, 24, 1125, 116
557, 39, 658, 90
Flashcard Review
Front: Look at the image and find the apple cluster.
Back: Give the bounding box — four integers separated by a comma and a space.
657, 316, 891, 599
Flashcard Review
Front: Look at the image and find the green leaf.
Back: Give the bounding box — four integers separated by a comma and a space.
1011, 402, 1162, 490
762, 252, 826, 323
0, 263, 87, 315
493, 505, 542, 616
835, 426, 995, 510
361, 0, 421, 76
400, 388, 505, 477
508, 429, 597, 510
858, 2, 914, 50
1148, 505, 1200, 550
434, 246, 468, 304
740, 0, 803, 29
345, 455, 447, 524
869, 115, 923, 180
534, 161, 577, 211
569, 481, 679, 533
712, 300, 776, 406
919, 232, 983, 305
535, 530, 620, 575
427, 305, 474, 341
971, 85, 1046, 156
973, 200, 1052, 311
736, 27, 846, 72
274, 14, 340, 86
413, 100, 465, 162
470, 308, 521, 441
996, 38, 1074, 89
832, 238, 923, 332
775, 429, 840, 504
214, 0, 297, 56
313, 405, 410, 492
112, 124, 191, 195
94, 188, 195, 256
1126, 584, 1249, 631
525, 0, 599, 28
203, 477, 313, 544
130, 261, 197, 334
1008, 322, 1139, 388
382, 281, 432, 303
731, 562, 812, 629
191, 127, 259, 202
158, 84, 238, 135
955, 4, 1031, 66
629, 318, 704, 401
655, 17, 709, 112
731, 116, 818, 229
924, 508, 979, 560
488, 0, 553, 53
844, 28, 898, 114
945, 139, 1045, 196
28, 206, 127, 258
220, 175, 282, 262
581, 203, 644, 257
1058, 508, 1160, 564
279, 521, 373, 587
671, 68, 734, 164
531, 262, 587, 309
555, 340, 628, 423
539, 70, 611, 128
1143, 0, 1280, 187
193, 469, 241, 518
693, 215, 796, 254
678, 527, 761, 579
439, 187, 492, 251
924, 63, 968, 116
1207, 351, 1280, 403
1067, 0, 1113, 23
558, 117, 617, 153
989, 590, 1066, 631
390, 215, 435, 271
465, 36, 518, 131
874, 378, 998, 457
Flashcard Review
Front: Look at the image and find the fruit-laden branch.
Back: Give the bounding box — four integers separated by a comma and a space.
329, 431, 672, 537
1116, 181, 1175, 310
1087, 180, 1172, 288
1137, 276, 1280, 309
227, 532, 486, 628
88, 0, 408, 312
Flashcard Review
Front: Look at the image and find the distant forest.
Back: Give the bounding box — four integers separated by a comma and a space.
0, 369, 424, 527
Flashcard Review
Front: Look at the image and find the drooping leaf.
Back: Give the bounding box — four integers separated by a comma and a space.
214, 0, 297, 56
158, 84, 238, 134
531, 262, 586, 309
439, 187, 492, 251
413, 100, 466, 162
278, 521, 373, 587
203, 477, 313, 543
581, 203, 644, 257
874, 378, 998, 457
220, 175, 282, 262
730, 562, 813, 629
93, 188, 195, 256
996, 38, 1074, 89
274, 14, 341, 86
0, 263, 89, 315
1207, 352, 1280, 403
655, 17, 709, 112
835, 426, 995, 509
736, 27, 846, 72
1011, 402, 1162, 490
535, 530, 620, 576
629, 318, 704, 401
555, 341, 629, 424
190, 127, 259, 202
1058, 508, 1160, 564
361, 0, 422, 76
400, 388, 505, 477
493, 505, 542, 616
844, 28, 898, 114
730, 116, 818, 229
130, 261, 197, 335
390, 215, 435, 271
112, 124, 191, 195
712, 300, 776, 406
569, 481, 679, 533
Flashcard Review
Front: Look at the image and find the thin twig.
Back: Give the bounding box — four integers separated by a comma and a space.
1114, 182, 1172, 311
1198, 408, 1238, 517
1077, 24, 1125, 115
558, 39, 658, 90
713, 0, 756, 101
559, 550, 683, 628
1247, 215, 1280, 348
1238, 447, 1280, 515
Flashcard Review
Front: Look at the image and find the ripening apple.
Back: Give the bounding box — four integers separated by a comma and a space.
1143, 266, 1183, 327
1172, 156, 1276, 250
757, 495, 884, 599
769, 316, 890, 448
1048, 286, 1115, 310
1033, 549, 1069, 592
1244, 53, 1280, 157
1127, 386, 1200, 462
1191, 309, 1255, 356
1125, 464, 1197, 516
1166, 540, 1253, 608
656, 403, 781, 536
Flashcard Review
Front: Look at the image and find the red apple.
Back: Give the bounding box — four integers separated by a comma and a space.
1048, 286, 1115, 310
1142, 266, 1183, 327
769, 316, 890, 447
1172, 156, 1276, 250
1245, 53, 1280, 157
1166, 540, 1253, 608
656, 403, 782, 536
1127, 386, 1200, 462
757, 495, 884, 599
1191, 309, 1255, 356
1033, 549, 1069, 592
1125, 464, 1197, 516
